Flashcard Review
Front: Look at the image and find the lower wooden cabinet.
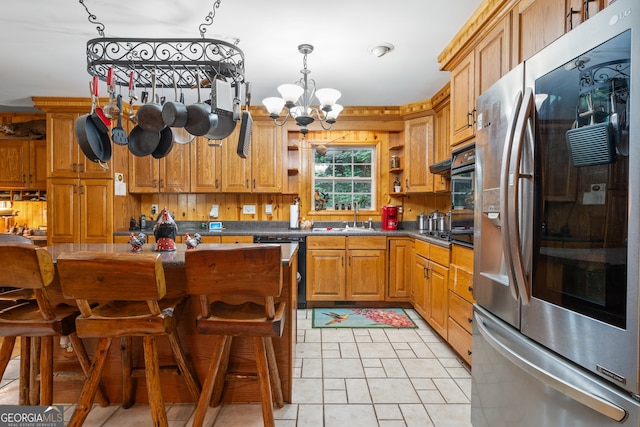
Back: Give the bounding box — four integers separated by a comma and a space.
307, 235, 386, 301
448, 244, 475, 365
388, 238, 413, 301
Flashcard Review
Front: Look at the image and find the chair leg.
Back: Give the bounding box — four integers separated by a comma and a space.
166, 330, 201, 403
210, 335, 232, 408
142, 336, 168, 427
68, 337, 112, 427
39, 336, 53, 405
67, 333, 110, 407
0, 337, 16, 380
19, 337, 30, 405
120, 336, 134, 409
192, 335, 229, 427
29, 337, 40, 405
264, 337, 284, 408
253, 336, 275, 427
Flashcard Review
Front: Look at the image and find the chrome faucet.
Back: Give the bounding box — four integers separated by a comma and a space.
353, 201, 359, 227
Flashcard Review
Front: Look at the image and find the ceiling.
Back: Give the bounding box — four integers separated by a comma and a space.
0, 0, 482, 113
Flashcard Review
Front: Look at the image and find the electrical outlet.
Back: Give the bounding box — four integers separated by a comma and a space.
151, 204, 158, 215
243, 204, 256, 214
265, 204, 273, 215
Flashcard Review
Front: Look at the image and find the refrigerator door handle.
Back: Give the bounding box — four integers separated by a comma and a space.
499, 90, 523, 301
506, 87, 535, 305
476, 311, 628, 422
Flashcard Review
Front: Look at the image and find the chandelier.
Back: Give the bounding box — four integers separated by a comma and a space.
262, 44, 342, 135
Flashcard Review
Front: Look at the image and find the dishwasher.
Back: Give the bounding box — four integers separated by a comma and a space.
253, 235, 307, 309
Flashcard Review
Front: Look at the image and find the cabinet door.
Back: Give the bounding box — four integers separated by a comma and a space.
129, 153, 160, 193
159, 142, 190, 193
475, 18, 511, 99
388, 238, 413, 300
80, 179, 113, 243
47, 178, 80, 243
514, 0, 565, 62
412, 252, 428, 318
307, 249, 345, 300
428, 260, 449, 338
251, 121, 282, 193
434, 101, 451, 193
0, 140, 29, 188
565, 0, 606, 30
221, 126, 250, 193
450, 52, 475, 146
190, 136, 221, 192
405, 115, 434, 193
31, 139, 47, 189
347, 249, 386, 301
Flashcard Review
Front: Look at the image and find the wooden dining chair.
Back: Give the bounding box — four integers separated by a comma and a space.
184, 244, 285, 427
0, 242, 109, 406
56, 251, 201, 427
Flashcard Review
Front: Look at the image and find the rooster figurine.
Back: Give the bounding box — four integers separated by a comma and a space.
128, 232, 147, 252
185, 232, 202, 250
153, 207, 178, 252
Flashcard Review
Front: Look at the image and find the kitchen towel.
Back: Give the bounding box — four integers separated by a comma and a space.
289, 204, 299, 229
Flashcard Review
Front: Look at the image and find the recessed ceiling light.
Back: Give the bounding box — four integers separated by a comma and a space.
369, 43, 394, 58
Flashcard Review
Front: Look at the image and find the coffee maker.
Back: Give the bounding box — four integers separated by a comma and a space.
381, 205, 398, 230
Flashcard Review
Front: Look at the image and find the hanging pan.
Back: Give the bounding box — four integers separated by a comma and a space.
152, 126, 175, 159
75, 82, 111, 167
136, 73, 165, 133
185, 70, 218, 136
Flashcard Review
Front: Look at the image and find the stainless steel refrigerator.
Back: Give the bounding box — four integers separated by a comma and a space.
472, 0, 640, 425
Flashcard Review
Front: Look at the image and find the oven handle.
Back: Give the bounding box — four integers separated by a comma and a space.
475, 309, 628, 422
506, 87, 535, 305
499, 90, 523, 301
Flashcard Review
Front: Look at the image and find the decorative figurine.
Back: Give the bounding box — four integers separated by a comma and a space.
128, 232, 147, 252
185, 232, 202, 250
153, 207, 177, 252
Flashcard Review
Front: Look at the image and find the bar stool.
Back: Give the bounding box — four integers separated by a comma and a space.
56, 251, 201, 427
185, 244, 285, 427
0, 242, 109, 406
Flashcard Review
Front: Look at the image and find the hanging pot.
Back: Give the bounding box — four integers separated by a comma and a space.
75, 81, 111, 166
204, 110, 236, 140
162, 75, 189, 128
136, 74, 165, 132
185, 71, 218, 136
128, 124, 161, 157
152, 126, 174, 159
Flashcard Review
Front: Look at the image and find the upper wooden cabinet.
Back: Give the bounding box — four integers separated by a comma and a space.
129, 142, 190, 193
450, 16, 511, 146
433, 97, 451, 193
565, 0, 606, 31
0, 139, 46, 189
47, 113, 112, 179
404, 115, 434, 193
513, 0, 566, 63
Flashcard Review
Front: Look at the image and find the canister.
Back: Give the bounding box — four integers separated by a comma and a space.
390, 155, 400, 169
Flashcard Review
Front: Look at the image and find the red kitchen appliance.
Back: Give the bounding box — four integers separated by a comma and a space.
381, 205, 398, 230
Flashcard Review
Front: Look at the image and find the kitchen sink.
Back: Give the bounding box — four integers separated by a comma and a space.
312, 227, 379, 233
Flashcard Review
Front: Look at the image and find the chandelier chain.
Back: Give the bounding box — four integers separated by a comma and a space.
199, 0, 222, 38
78, 0, 105, 37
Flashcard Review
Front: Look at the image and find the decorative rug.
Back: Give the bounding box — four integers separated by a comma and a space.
312, 308, 417, 328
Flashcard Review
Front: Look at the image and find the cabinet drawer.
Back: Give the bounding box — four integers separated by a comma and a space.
429, 244, 450, 266
307, 235, 346, 250
452, 244, 473, 270
450, 265, 474, 303
448, 290, 473, 334
447, 317, 472, 365
347, 236, 386, 250
414, 239, 429, 258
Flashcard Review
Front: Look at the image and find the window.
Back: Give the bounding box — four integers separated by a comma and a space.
312, 147, 376, 211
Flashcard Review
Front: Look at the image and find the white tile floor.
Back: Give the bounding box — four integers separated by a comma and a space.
0, 309, 472, 426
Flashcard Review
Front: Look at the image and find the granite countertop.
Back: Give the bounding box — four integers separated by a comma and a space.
115, 221, 452, 248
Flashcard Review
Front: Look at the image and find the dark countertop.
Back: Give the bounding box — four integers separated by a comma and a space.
115, 221, 452, 248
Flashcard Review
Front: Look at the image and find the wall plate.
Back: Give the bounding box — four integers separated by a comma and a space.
243, 205, 256, 214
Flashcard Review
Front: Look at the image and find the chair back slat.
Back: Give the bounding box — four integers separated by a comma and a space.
185, 245, 282, 298
0, 243, 54, 289
56, 252, 166, 302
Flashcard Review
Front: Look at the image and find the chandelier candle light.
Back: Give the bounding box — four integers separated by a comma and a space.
262, 44, 342, 135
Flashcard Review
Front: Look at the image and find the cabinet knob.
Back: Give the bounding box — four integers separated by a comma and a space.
467, 350, 472, 356
467, 317, 473, 323
468, 286, 473, 293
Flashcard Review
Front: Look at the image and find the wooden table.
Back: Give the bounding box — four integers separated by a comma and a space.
43, 242, 298, 405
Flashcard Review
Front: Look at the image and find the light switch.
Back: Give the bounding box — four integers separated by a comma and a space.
265, 204, 273, 215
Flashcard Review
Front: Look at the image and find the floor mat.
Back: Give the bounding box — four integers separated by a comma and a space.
312, 308, 417, 328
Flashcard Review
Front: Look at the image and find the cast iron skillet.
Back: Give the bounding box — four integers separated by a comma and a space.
205, 111, 236, 140
75, 112, 111, 165
152, 126, 175, 159
128, 124, 161, 157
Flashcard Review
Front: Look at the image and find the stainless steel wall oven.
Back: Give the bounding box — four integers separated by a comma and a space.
450, 143, 475, 247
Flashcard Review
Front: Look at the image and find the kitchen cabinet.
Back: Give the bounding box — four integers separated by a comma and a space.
412, 239, 450, 339
0, 139, 46, 189
221, 120, 282, 193
47, 113, 111, 179
433, 96, 451, 193
388, 238, 413, 301
129, 142, 190, 193
388, 132, 405, 195
47, 178, 113, 244
565, 0, 606, 31
404, 115, 434, 193
450, 16, 511, 146
307, 235, 386, 301
513, 0, 565, 63
190, 136, 221, 193
447, 243, 475, 365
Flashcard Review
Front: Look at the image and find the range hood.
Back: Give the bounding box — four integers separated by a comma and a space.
429, 158, 451, 176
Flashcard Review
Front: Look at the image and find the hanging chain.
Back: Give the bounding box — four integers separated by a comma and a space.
199, 0, 222, 38
78, 0, 105, 37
